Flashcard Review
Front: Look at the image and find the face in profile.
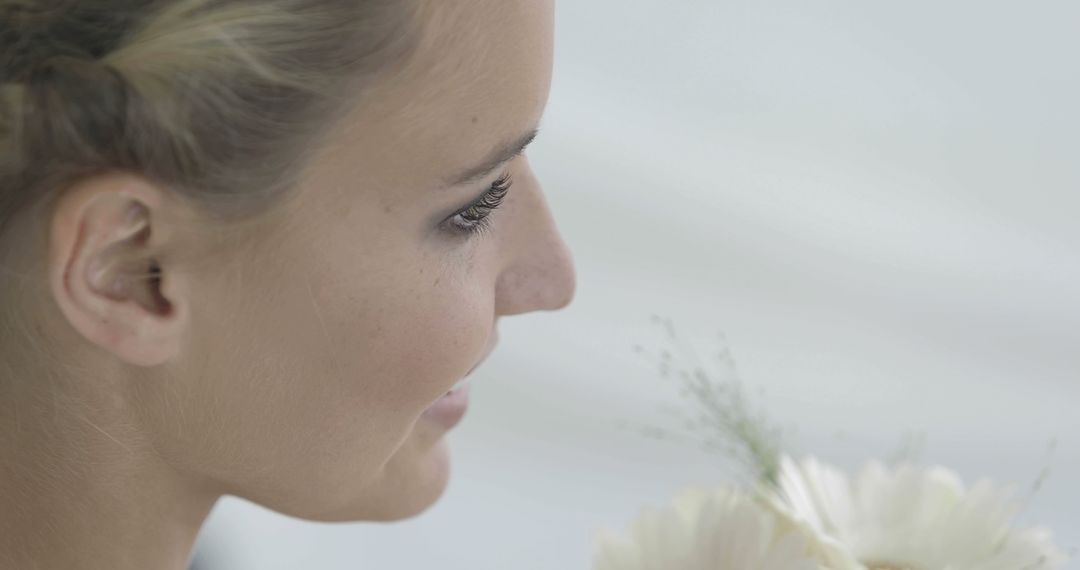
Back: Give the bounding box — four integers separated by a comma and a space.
82, 0, 574, 522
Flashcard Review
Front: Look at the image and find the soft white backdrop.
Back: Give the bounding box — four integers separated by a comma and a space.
191, 1, 1080, 567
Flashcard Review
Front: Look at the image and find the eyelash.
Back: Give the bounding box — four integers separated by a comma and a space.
445, 171, 514, 238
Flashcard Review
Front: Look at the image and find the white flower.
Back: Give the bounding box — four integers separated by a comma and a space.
766, 455, 1069, 570
593, 484, 862, 570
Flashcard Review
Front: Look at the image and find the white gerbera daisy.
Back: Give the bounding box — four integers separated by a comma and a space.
593, 484, 862, 570
767, 455, 1069, 570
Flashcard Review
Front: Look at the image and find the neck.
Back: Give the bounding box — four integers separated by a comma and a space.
0, 379, 221, 570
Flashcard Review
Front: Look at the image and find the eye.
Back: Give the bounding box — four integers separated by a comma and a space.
444, 170, 514, 238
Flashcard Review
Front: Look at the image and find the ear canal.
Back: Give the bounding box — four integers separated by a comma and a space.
144, 260, 172, 315
102, 255, 162, 311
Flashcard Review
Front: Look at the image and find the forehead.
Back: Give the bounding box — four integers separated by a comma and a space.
307, 0, 555, 197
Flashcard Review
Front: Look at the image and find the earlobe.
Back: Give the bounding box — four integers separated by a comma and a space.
47, 173, 187, 368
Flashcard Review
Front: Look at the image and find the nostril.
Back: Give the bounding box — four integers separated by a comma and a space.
552, 277, 576, 311
493, 228, 578, 315
550, 242, 577, 310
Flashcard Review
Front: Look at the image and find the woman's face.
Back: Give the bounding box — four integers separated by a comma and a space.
129, 0, 574, 521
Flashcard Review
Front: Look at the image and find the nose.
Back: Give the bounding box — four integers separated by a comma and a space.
494, 166, 577, 316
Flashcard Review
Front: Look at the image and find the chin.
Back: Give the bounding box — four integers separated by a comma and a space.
300, 435, 454, 523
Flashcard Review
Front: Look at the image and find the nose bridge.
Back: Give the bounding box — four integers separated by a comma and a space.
494, 168, 577, 316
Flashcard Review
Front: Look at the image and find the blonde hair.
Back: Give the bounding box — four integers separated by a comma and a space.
0, 0, 419, 385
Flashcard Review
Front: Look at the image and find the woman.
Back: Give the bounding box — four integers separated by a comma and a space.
0, 0, 576, 568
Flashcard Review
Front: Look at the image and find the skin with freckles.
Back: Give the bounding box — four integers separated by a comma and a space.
0, 1, 574, 568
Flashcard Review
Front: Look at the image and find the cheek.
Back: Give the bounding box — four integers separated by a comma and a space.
327, 251, 493, 408
259, 242, 494, 499
280, 232, 495, 450
149, 203, 497, 509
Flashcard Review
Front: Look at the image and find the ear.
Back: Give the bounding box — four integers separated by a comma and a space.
47, 172, 191, 368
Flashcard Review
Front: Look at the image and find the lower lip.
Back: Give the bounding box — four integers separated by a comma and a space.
421, 381, 471, 430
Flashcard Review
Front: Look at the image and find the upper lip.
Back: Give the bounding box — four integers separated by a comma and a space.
466, 331, 499, 377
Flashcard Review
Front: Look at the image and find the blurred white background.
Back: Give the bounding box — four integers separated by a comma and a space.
191, 1, 1080, 567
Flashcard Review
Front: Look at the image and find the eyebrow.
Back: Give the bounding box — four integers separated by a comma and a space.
443, 127, 540, 188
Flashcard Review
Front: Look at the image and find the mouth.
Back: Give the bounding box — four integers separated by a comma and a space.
448, 330, 499, 395
420, 332, 498, 430
421, 332, 497, 430
444, 379, 468, 398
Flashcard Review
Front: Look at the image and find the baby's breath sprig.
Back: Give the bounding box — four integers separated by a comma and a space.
627, 315, 785, 488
